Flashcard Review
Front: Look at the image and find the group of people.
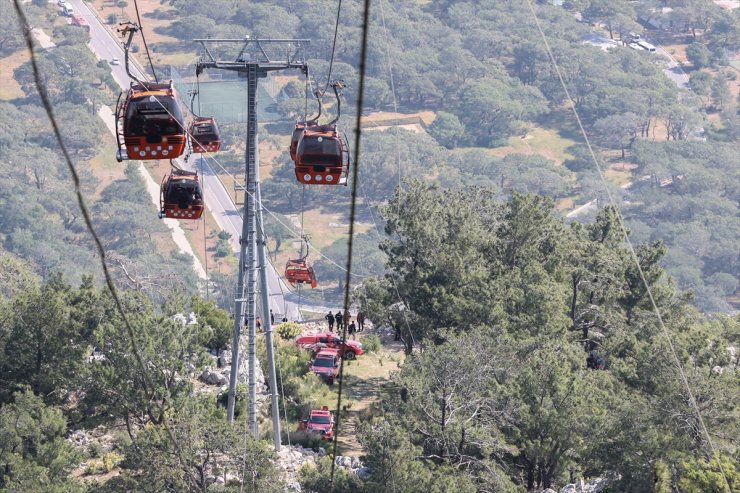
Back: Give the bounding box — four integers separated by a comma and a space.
325, 310, 365, 339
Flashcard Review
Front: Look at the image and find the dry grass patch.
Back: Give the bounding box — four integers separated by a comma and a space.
605, 165, 633, 187
0, 51, 28, 100
300, 209, 371, 251
486, 125, 576, 165
258, 140, 284, 179
88, 0, 180, 66
179, 212, 238, 276
363, 109, 436, 126
662, 43, 689, 64
557, 197, 574, 211
88, 135, 125, 197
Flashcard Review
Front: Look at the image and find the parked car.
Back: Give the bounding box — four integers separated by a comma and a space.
295, 332, 363, 359
298, 406, 334, 440
110, 57, 120, 65
309, 349, 341, 385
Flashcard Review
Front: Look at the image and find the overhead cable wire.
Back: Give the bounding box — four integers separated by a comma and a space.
378, 0, 404, 212
523, 0, 730, 489
329, 0, 371, 488
132, 0, 159, 82
201, 156, 209, 300
320, 0, 343, 96
11, 2, 196, 489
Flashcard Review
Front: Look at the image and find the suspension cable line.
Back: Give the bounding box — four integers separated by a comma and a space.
132, 0, 158, 83
329, 0, 371, 488
319, 0, 343, 97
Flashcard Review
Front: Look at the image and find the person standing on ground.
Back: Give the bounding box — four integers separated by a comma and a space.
326, 311, 335, 332
344, 311, 351, 330
270, 309, 275, 325
357, 311, 365, 331
335, 310, 343, 331
348, 320, 357, 340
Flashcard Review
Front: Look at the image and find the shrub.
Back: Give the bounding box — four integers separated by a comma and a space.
299, 457, 363, 492
87, 441, 102, 458
106, 14, 117, 24
360, 334, 381, 353
102, 452, 123, 472
84, 452, 123, 475
215, 238, 231, 257
289, 430, 326, 452
277, 321, 302, 340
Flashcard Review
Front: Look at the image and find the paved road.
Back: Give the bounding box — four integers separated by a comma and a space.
657, 46, 690, 89
581, 31, 689, 89
69, 0, 304, 320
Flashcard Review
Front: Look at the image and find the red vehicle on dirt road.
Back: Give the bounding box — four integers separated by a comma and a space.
295, 332, 364, 360
298, 406, 334, 440
309, 349, 341, 385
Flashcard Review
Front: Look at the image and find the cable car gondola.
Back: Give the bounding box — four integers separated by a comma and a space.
285, 259, 318, 288
293, 81, 349, 186
159, 169, 204, 220
284, 235, 318, 288
294, 125, 349, 185
189, 116, 221, 154
115, 81, 187, 162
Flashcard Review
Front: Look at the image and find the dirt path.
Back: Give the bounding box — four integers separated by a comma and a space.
334, 332, 405, 457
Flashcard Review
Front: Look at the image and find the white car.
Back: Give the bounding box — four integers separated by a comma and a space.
110, 57, 120, 65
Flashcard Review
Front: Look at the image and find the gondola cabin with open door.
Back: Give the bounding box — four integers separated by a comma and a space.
294, 124, 349, 185
116, 81, 186, 162
189, 116, 221, 154
285, 259, 318, 288
160, 170, 204, 220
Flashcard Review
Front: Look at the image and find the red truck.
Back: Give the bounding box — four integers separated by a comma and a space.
309, 348, 341, 385
295, 332, 364, 359
298, 406, 334, 440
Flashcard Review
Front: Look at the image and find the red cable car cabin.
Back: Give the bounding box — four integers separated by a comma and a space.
285, 259, 318, 288
294, 124, 349, 186
160, 170, 204, 220
189, 116, 221, 154
116, 81, 186, 162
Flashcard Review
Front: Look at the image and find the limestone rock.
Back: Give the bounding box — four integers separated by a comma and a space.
558, 476, 611, 493
199, 368, 228, 386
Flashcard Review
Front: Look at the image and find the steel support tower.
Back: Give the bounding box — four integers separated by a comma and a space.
195, 37, 309, 450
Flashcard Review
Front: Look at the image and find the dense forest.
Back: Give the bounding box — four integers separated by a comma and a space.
0, 0, 738, 491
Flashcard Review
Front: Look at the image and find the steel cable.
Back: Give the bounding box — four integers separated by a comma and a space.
328, 0, 371, 488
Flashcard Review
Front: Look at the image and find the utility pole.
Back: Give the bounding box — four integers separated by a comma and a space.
195, 37, 308, 450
